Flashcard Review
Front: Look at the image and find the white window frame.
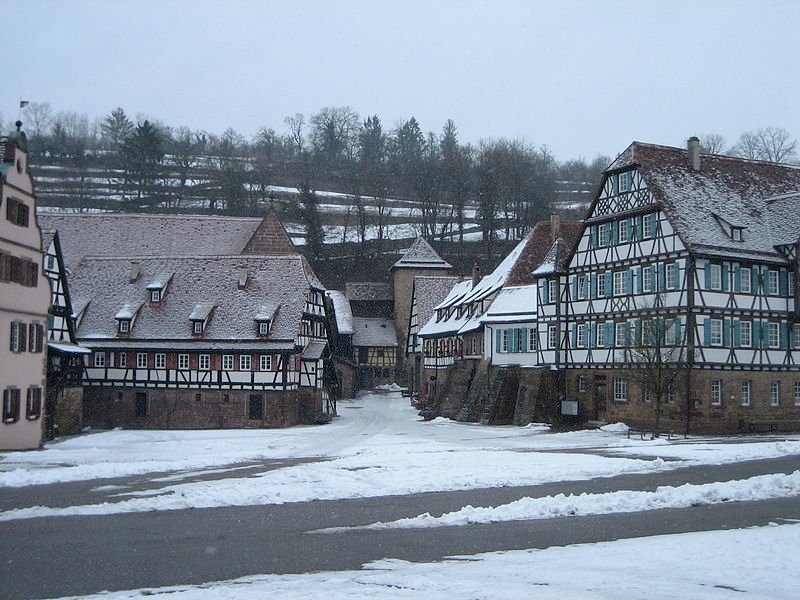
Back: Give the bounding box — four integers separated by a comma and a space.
576, 323, 586, 348
615, 322, 627, 347
768, 270, 779, 295
119, 352, 127, 368
240, 354, 251, 371
150, 289, 161, 303
178, 354, 190, 370
258, 321, 269, 336
93, 352, 105, 368
119, 319, 130, 333
596, 322, 605, 347
767, 322, 779, 349
548, 325, 558, 349
710, 264, 722, 290
501, 329, 509, 353
578, 376, 587, 393
665, 263, 676, 290
794, 381, 800, 406
711, 379, 722, 406
528, 328, 537, 352
794, 324, 800, 349
619, 219, 629, 243
136, 352, 148, 369
643, 266, 654, 293
740, 321, 752, 347
577, 275, 587, 300
710, 319, 723, 346
199, 354, 210, 370
260, 354, 272, 371
740, 267, 751, 293
598, 224, 609, 247
613, 271, 625, 296
643, 214, 655, 238
222, 355, 234, 370
741, 380, 751, 407
597, 272, 606, 297
613, 377, 628, 402
193, 320, 203, 334
770, 381, 780, 406
155, 353, 166, 369
548, 280, 558, 304
643, 387, 652, 404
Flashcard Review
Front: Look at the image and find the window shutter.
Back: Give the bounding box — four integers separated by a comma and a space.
590, 226, 597, 248
753, 320, 762, 348
704, 263, 712, 290
590, 273, 597, 299
571, 325, 577, 347
723, 318, 731, 347
572, 276, 578, 300
733, 319, 741, 348
495, 329, 501, 353
763, 321, 770, 348
674, 318, 681, 343
779, 270, 789, 296
604, 272, 612, 297
722, 263, 729, 292
780, 322, 789, 349
658, 263, 666, 291
612, 221, 619, 245
520, 328, 527, 353
606, 322, 614, 348
703, 318, 711, 346
635, 215, 643, 239
590, 322, 597, 347
19, 323, 27, 352
752, 268, 760, 293
650, 213, 658, 236
511, 328, 518, 352
636, 266, 643, 294
673, 263, 681, 288
542, 280, 549, 304
626, 269, 633, 295
733, 265, 741, 293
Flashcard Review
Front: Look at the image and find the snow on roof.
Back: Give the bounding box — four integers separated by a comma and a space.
114, 303, 141, 320
351, 317, 398, 347
433, 279, 474, 311
481, 285, 538, 323
460, 236, 530, 304
326, 290, 354, 335
254, 304, 279, 322
70, 255, 320, 344
532, 237, 574, 276
412, 276, 464, 331
301, 339, 327, 360
606, 142, 800, 262
146, 272, 174, 290
345, 281, 393, 302
391, 237, 452, 271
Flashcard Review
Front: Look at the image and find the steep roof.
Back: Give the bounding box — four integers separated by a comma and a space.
69, 255, 321, 349
412, 275, 464, 333
242, 203, 297, 255
390, 237, 452, 271
326, 290, 354, 335
345, 281, 393, 302
605, 142, 800, 262
481, 284, 538, 323
351, 317, 398, 347
507, 220, 583, 285
38, 212, 265, 269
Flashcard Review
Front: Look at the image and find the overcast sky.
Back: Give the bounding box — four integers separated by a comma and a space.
6, 0, 799, 161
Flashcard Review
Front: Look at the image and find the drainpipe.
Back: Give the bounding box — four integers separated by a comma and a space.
684, 255, 696, 435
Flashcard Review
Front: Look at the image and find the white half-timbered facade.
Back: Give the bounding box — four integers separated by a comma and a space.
564, 138, 800, 433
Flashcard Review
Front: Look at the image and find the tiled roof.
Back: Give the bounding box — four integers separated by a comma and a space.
412, 276, 463, 332
37, 212, 265, 269
390, 237, 452, 270
40, 229, 56, 252
70, 255, 321, 346
242, 204, 297, 255
481, 284, 537, 323
606, 142, 800, 262
506, 220, 583, 285
345, 281, 393, 301
326, 290, 354, 335
352, 317, 398, 347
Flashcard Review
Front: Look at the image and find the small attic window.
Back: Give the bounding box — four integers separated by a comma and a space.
118, 319, 130, 333
150, 289, 161, 303
192, 320, 204, 335
257, 320, 270, 336
731, 227, 743, 242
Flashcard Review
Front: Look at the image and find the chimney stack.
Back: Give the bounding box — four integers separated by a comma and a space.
687, 136, 701, 172
551, 214, 561, 243
129, 261, 140, 283
472, 264, 481, 288
238, 267, 248, 290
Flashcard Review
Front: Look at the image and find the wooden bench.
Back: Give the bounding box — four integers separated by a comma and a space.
627, 428, 680, 440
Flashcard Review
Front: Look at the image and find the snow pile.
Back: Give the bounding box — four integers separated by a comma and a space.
600, 422, 629, 433
374, 383, 403, 392
322, 470, 800, 532
43, 524, 800, 599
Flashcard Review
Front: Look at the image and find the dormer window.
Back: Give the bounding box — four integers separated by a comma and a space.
114, 303, 140, 336
258, 321, 269, 336
192, 320, 204, 335
119, 319, 130, 333
189, 302, 215, 336
731, 227, 743, 242
150, 289, 161, 303
254, 305, 277, 337
146, 273, 173, 304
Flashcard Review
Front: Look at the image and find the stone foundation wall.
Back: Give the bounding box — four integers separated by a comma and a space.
56, 386, 84, 435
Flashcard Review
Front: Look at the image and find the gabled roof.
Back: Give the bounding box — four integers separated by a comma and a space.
70, 255, 322, 348
390, 237, 452, 271
412, 275, 464, 332
604, 142, 800, 262
326, 290, 354, 335
352, 317, 398, 347
507, 220, 583, 284
242, 203, 298, 255
481, 284, 537, 323
345, 281, 393, 302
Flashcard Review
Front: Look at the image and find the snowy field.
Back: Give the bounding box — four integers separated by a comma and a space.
2, 391, 800, 599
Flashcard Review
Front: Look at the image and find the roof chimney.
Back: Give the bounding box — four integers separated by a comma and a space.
129, 261, 140, 283
550, 214, 561, 243
472, 264, 481, 288
238, 266, 248, 290
687, 136, 701, 172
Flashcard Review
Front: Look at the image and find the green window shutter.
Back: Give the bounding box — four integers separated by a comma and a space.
674, 318, 681, 343
703, 318, 711, 346
590, 322, 597, 347
611, 174, 618, 195
520, 328, 527, 352
635, 215, 643, 239
780, 322, 789, 349
590, 226, 597, 248
496, 329, 502, 353
572, 276, 578, 300
753, 320, 761, 347
733, 319, 741, 348
723, 318, 731, 347
626, 269, 633, 295
779, 270, 788, 296
704, 263, 712, 289
752, 268, 760, 293
612, 221, 619, 245
636, 266, 643, 294
571, 325, 577, 347
542, 279, 549, 304
733, 265, 741, 293
606, 322, 614, 348
649, 213, 658, 236
590, 273, 597, 299
605, 272, 612, 297
722, 263, 729, 292
673, 263, 681, 288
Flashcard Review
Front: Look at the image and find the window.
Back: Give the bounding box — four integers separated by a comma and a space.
770, 381, 780, 406
768, 270, 779, 295
642, 387, 652, 404
741, 380, 751, 407
619, 171, 631, 193
576, 324, 586, 348
740, 267, 751, 293
740, 321, 752, 348
470, 336, 478, 355
613, 377, 628, 402
240, 354, 251, 370
709, 264, 722, 290
193, 321, 203, 334
6, 197, 30, 227
548, 325, 558, 349
501, 330, 509, 353
619, 219, 629, 242
119, 352, 127, 368
548, 280, 558, 304
794, 381, 800, 406
732, 227, 743, 242
258, 321, 269, 336
793, 324, 800, 349
223, 393, 230, 403
93, 352, 105, 368
0, 254, 38, 287
613, 271, 625, 296
767, 322, 779, 349
136, 352, 148, 368
665, 321, 676, 346
643, 214, 655, 238
599, 224, 609, 247
667, 386, 676, 405
711, 379, 722, 406
577, 275, 588, 299
119, 319, 130, 333
9, 321, 26, 353
150, 289, 161, 303
578, 376, 587, 393
222, 355, 234, 370
26, 387, 42, 420
178, 354, 189, 370
665, 263, 675, 290
3, 388, 21, 423
155, 353, 166, 369
596, 322, 605, 347
260, 354, 272, 371
643, 266, 653, 293
528, 328, 537, 352
199, 354, 210, 370
195, 393, 202, 402
615, 322, 627, 347
135, 392, 147, 417
710, 319, 723, 346
597, 272, 606, 297
28, 323, 44, 353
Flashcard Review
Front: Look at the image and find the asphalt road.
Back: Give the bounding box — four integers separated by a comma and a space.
2, 455, 799, 600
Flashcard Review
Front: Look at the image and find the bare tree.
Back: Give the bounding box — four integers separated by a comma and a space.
23, 102, 53, 138
733, 127, 797, 163
284, 113, 306, 156
699, 133, 727, 155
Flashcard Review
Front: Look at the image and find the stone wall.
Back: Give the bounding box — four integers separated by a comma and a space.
55, 386, 84, 435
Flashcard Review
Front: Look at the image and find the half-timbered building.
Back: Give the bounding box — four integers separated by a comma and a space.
565, 138, 800, 433
351, 317, 398, 387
